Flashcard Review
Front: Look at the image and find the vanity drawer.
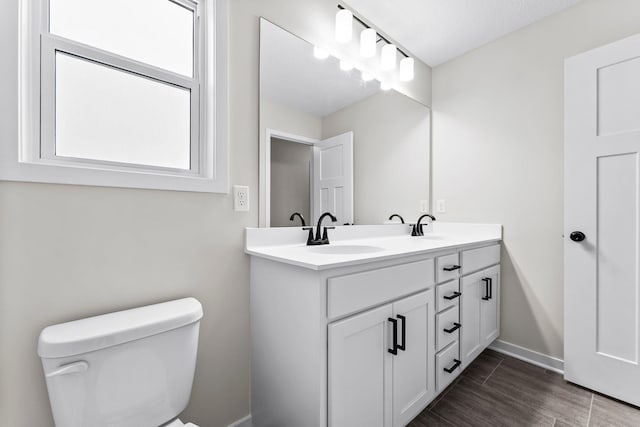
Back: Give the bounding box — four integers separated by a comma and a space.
436, 306, 460, 352
436, 279, 461, 312
327, 259, 434, 319
436, 341, 461, 392
436, 253, 461, 283
461, 244, 500, 275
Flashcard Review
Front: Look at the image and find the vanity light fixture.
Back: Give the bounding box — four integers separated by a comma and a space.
335, 9, 353, 43
313, 45, 330, 59
381, 44, 397, 70
360, 28, 377, 58
399, 57, 415, 81
336, 4, 414, 81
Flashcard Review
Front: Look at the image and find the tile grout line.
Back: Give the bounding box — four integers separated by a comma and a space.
427, 408, 457, 427
482, 359, 503, 385
586, 394, 594, 426
430, 375, 462, 409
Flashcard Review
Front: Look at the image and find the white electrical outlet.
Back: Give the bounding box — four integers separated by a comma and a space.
233, 185, 250, 212
437, 199, 447, 213
419, 200, 429, 213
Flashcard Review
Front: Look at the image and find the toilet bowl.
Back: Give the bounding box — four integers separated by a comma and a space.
38, 298, 203, 427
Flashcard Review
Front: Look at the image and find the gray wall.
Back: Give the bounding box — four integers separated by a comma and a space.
432, 0, 640, 359
323, 91, 430, 225
0, 0, 431, 426
270, 138, 312, 227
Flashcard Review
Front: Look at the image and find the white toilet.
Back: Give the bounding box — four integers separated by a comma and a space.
38, 297, 203, 427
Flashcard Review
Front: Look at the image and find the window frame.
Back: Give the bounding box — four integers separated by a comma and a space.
5, 0, 228, 193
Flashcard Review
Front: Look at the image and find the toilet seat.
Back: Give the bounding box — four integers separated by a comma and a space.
162, 418, 199, 427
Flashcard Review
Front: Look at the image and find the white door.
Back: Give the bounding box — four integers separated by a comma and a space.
328, 304, 392, 427
565, 33, 640, 406
313, 132, 353, 224
391, 289, 435, 427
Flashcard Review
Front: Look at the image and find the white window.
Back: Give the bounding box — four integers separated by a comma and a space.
5, 0, 228, 192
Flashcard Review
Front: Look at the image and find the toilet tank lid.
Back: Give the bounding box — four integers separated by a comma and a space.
38, 297, 203, 358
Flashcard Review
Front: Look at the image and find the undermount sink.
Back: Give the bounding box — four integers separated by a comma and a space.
306, 245, 385, 255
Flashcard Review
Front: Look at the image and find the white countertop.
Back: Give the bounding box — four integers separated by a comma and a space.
245, 222, 502, 270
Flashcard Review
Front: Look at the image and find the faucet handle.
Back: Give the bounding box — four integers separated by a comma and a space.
322, 226, 335, 241
302, 227, 314, 245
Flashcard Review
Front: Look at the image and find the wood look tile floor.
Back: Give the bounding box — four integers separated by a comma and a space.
408, 349, 640, 427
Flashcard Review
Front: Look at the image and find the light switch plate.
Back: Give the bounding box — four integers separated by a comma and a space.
437, 199, 446, 213
233, 185, 250, 211
419, 200, 429, 213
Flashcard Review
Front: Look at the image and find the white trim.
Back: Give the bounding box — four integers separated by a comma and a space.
264, 128, 318, 227
7, 0, 229, 193
489, 339, 564, 374
227, 414, 252, 427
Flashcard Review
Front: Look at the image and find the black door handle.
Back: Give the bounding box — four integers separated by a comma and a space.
482, 277, 492, 300
397, 315, 406, 351
443, 322, 461, 334
443, 265, 461, 272
444, 359, 462, 373
388, 317, 398, 355
570, 231, 586, 242
443, 291, 461, 300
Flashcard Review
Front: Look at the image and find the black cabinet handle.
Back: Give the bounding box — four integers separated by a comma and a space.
443, 291, 461, 300
444, 359, 462, 373
388, 317, 398, 355
443, 322, 461, 334
443, 265, 461, 272
482, 277, 492, 301
397, 315, 406, 351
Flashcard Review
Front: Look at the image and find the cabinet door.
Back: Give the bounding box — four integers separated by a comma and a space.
329, 304, 393, 427
480, 265, 500, 347
461, 272, 483, 367
391, 289, 435, 427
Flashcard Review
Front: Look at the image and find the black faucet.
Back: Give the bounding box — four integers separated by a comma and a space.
289, 212, 306, 226
388, 214, 405, 224
303, 212, 337, 245
411, 214, 436, 236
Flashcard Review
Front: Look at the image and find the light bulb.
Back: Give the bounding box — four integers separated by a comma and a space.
360, 28, 377, 58
313, 46, 329, 60
399, 57, 414, 81
381, 44, 397, 70
361, 71, 374, 81
380, 81, 392, 91
335, 9, 353, 43
340, 60, 354, 71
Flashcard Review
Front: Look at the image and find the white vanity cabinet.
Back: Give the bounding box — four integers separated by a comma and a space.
329, 289, 435, 427
248, 227, 501, 427
459, 245, 501, 369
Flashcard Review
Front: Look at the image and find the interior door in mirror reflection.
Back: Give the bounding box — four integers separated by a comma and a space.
313, 131, 354, 225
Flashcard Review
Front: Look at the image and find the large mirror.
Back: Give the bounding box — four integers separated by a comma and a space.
259, 19, 430, 227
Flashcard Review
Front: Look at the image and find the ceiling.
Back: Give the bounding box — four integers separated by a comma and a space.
344, 0, 582, 66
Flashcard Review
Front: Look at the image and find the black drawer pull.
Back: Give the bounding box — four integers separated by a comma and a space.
388, 317, 398, 355
443, 265, 461, 272
444, 359, 462, 373
482, 277, 492, 301
397, 314, 406, 352
443, 291, 461, 300
443, 322, 461, 334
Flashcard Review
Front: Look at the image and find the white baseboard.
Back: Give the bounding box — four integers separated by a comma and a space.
489, 339, 564, 374
227, 414, 251, 427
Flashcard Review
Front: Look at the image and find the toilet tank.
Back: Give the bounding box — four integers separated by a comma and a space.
38, 298, 203, 427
